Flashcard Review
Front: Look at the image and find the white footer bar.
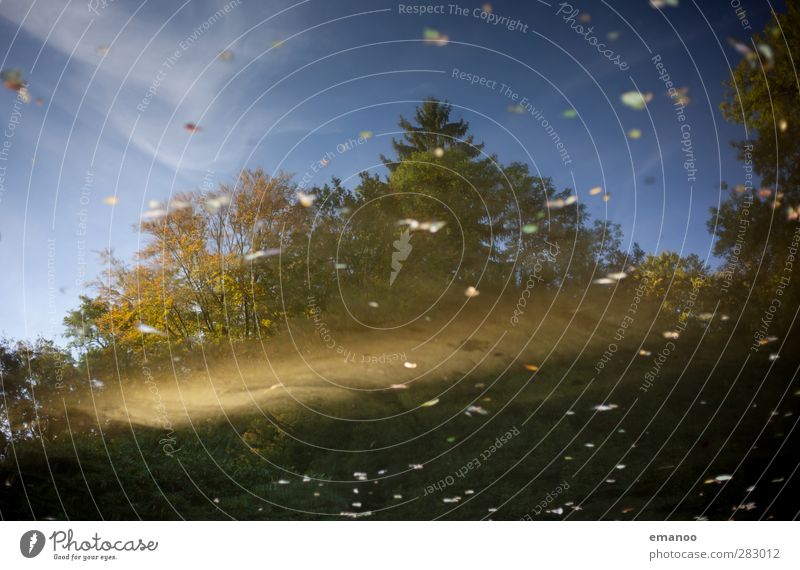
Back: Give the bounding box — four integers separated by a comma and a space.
1, 521, 797, 568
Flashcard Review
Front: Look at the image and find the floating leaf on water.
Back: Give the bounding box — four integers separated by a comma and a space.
620, 90, 653, 110
423, 27, 449, 46
204, 195, 230, 213
136, 323, 166, 336
464, 286, 480, 298
672, 86, 691, 106
650, 0, 679, 8
297, 191, 315, 207
396, 218, 419, 229
757, 43, 774, 66
1, 68, 25, 91
169, 199, 191, 210
339, 510, 373, 518
244, 249, 280, 261
427, 220, 446, 233
727, 36, 755, 59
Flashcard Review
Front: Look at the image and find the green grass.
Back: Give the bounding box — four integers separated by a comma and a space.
2, 292, 798, 520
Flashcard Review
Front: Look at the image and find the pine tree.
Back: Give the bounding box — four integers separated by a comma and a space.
381, 98, 483, 170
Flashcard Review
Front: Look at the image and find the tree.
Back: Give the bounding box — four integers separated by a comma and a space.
65, 170, 317, 355
721, 5, 800, 192
0, 337, 75, 445
715, 4, 800, 318
635, 252, 711, 315
381, 98, 484, 170
63, 295, 112, 354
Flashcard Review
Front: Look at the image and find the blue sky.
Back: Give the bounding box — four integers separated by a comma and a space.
0, 0, 780, 341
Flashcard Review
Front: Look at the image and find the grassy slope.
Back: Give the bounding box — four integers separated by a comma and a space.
2, 288, 799, 520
